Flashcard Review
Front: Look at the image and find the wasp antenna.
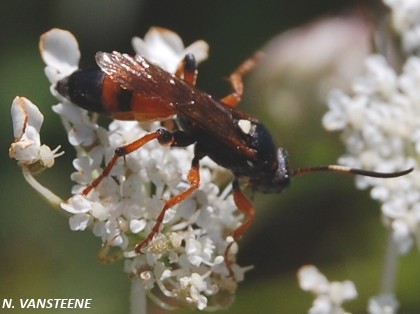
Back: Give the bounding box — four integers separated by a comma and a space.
292, 165, 413, 178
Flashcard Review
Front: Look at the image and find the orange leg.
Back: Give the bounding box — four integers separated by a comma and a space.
135, 156, 201, 253
82, 129, 174, 195
160, 55, 198, 131
175, 54, 197, 86
224, 179, 255, 277
221, 51, 265, 107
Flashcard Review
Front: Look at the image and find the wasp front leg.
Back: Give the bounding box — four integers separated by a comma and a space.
224, 179, 255, 277
221, 51, 265, 107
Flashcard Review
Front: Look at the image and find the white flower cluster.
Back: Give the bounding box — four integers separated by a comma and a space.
319, 1, 420, 313
11, 27, 248, 310
384, 0, 420, 54
323, 53, 420, 254
298, 265, 357, 314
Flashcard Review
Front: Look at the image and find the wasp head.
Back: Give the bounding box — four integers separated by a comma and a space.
249, 147, 291, 193
240, 120, 291, 194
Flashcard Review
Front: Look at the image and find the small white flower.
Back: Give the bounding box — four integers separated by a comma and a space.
130, 219, 147, 234
52, 103, 98, 147
384, 0, 420, 53
368, 293, 399, 314
61, 194, 93, 215
184, 228, 217, 267
298, 265, 357, 314
9, 96, 64, 172
175, 273, 211, 310
69, 213, 92, 231
39, 28, 80, 84
9, 96, 65, 209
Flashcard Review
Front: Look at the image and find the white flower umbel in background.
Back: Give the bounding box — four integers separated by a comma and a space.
298, 265, 357, 314
322, 1, 420, 313
384, 0, 420, 54
10, 27, 247, 312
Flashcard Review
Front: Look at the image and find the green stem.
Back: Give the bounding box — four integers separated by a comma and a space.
380, 231, 399, 295
130, 279, 147, 314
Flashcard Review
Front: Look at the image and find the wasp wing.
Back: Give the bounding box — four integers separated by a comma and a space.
96, 51, 179, 99
96, 51, 182, 120
96, 51, 257, 158
174, 91, 258, 159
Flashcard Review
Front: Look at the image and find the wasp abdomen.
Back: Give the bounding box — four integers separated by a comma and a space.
56, 67, 133, 115
56, 67, 106, 112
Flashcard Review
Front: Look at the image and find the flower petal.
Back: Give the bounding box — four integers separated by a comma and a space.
39, 28, 80, 82
11, 96, 43, 142
132, 27, 209, 73
184, 40, 209, 64
9, 97, 44, 165
145, 27, 185, 54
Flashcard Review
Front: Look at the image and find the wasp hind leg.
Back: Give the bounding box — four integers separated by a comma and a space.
160, 54, 198, 131
161, 55, 198, 131
175, 54, 198, 86
221, 51, 265, 107
224, 179, 255, 277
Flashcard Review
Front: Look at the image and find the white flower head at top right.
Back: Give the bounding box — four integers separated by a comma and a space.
323, 53, 420, 254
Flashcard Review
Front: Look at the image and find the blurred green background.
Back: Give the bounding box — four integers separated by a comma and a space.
2, 0, 420, 313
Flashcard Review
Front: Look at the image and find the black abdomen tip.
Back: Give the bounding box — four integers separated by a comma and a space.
55, 67, 105, 113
